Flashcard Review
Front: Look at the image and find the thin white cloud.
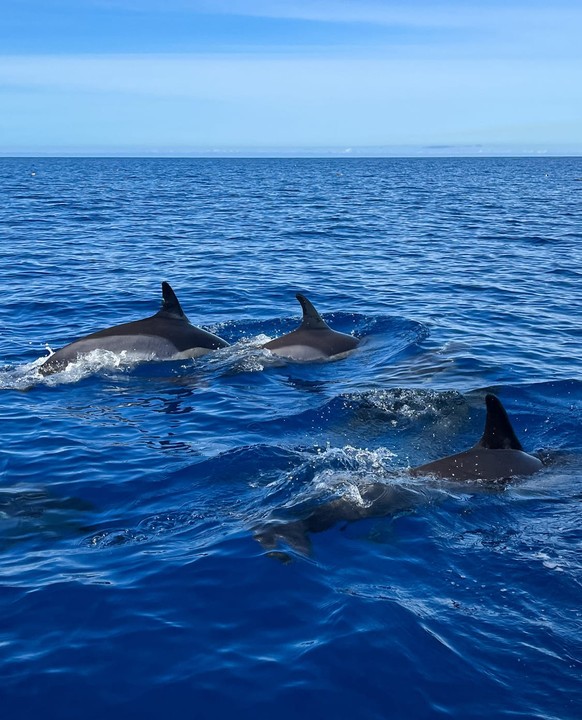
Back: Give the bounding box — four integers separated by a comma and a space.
0, 53, 575, 100
0, 53, 579, 149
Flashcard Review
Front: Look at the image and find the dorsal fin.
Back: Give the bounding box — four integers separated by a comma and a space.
158, 281, 186, 319
296, 293, 330, 330
476, 394, 524, 451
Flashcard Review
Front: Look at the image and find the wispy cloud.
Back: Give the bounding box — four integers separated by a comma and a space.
5, 1, 582, 58
193, 0, 582, 58
96, 0, 580, 27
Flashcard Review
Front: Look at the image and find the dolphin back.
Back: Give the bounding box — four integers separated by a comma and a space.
39, 282, 228, 375
412, 394, 543, 480
263, 293, 359, 360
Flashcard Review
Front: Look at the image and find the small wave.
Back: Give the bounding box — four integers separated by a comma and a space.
43, 348, 161, 382
0, 348, 180, 389
0, 358, 47, 390
203, 335, 289, 374
261, 444, 402, 508
355, 387, 465, 421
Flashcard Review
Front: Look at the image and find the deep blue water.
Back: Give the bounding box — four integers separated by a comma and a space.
0, 157, 581, 719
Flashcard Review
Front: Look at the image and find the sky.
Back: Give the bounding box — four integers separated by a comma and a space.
1, 0, 581, 156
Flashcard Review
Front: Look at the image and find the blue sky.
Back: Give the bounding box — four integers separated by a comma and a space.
1, 0, 581, 155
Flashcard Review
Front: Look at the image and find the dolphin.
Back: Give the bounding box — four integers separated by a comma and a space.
255, 482, 424, 557
39, 282, 229, 375
262, 293, 359, 361
411, 394, 543, 481
0, 485, 95, 549
255, 394, 543, 556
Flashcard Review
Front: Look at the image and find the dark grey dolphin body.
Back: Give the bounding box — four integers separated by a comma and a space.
255, 394, 543, 556
256, 482, 424, 557
262, 293, 359, 361
39, 282, 229, 375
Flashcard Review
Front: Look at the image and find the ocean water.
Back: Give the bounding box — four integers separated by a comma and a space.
0, 156, 580, 719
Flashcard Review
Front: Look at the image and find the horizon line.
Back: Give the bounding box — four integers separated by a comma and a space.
2, 146, 582, 160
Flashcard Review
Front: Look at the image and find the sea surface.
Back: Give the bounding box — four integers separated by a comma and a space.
0, 157, 581, 719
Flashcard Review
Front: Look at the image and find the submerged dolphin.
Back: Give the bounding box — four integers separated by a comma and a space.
262, 293, 359, 361
0, 485, 95, 549
255, 394, 543, 556
39, 282, 229, 375
255, 482, 424, 557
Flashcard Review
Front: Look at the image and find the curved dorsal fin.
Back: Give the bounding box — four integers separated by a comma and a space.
476, 394, 524, 451
158, 281, 186, 319
296, 293, 329, 330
